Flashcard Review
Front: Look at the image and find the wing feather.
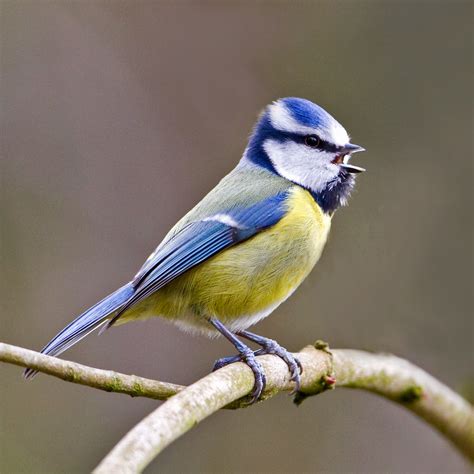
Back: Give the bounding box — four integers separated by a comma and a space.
106, 191, 290, 328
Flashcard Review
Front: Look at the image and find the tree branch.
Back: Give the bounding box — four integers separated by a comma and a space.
333, 350, 474, 462
93, 345, 474, 472
0, 342, 183, 400
1, 341, 472, 473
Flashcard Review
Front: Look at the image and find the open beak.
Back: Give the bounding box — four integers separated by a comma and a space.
339, 143, 366, 174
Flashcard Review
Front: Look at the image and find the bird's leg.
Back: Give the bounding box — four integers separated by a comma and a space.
237, 330, 303, 393
208, 317, 266, 403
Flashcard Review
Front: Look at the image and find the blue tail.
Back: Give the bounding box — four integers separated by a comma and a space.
24, 282, 135, 379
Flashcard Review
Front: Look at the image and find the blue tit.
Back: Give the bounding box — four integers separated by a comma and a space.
25, 97, 365, 401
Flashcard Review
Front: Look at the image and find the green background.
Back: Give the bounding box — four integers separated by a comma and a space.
1, 1, 472, 472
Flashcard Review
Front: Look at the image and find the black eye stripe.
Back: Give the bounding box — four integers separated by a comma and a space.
263, 126, 341, 153
301, 134, 339, 153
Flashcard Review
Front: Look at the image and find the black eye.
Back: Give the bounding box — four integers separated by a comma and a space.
304, 135, 320, 148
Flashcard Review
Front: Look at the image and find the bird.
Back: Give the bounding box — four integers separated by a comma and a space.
25, 97, 365, 402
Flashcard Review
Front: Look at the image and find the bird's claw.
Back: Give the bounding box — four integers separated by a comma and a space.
212, 348, 266, 403
241, 347, 266, 403
212, 339, 301, 400
255, 338, 302, 394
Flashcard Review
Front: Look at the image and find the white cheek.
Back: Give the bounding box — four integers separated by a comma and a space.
263, 139, 339, 193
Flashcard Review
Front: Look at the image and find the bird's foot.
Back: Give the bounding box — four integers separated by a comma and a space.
255, 338, 302, 393
212, 348, 266, 403
212, 337, 301, 396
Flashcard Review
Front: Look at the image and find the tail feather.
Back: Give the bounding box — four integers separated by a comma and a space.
24, 282, 134, 379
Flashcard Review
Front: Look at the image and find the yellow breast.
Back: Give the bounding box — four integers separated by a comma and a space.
121, 186, 331, 334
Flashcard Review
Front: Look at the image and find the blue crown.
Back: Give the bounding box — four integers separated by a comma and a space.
279, 97, 336, 130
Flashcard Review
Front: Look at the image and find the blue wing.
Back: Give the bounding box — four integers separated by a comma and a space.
106, 191, 290, 328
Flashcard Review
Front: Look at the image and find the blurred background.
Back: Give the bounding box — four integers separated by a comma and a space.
1, 1, 472, 473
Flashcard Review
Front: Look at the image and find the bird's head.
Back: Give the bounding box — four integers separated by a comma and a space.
245, 97, 365, 213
